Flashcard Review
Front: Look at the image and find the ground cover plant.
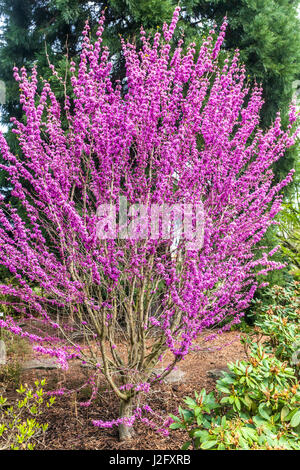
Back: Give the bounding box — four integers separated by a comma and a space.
171, 337, 300, 450
0, 379, 56, 450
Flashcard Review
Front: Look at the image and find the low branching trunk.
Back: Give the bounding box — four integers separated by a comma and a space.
119, 398, 135, 441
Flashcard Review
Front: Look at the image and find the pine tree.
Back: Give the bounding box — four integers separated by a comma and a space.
1, 1, 299, 187
184, 0, 300, 127
1, 0, 299, 132
183, 0, 300, 181
0, 0, 175, 189
0, 0, 175, 129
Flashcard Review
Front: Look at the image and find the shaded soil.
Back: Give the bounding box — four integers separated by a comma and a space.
1, 330, 248, 450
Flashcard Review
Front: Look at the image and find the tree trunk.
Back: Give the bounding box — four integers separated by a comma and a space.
119, 398, 135, 441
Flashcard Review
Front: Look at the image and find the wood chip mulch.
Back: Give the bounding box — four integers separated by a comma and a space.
2, 330, 248, 450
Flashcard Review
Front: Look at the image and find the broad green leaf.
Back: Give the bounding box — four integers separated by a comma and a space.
291, 410, 300, 428
201, 440, 218, 450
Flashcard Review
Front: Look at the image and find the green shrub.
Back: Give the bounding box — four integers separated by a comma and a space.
0, 379, 55, 450
0, 330, 31, 388
170, 344, 300, 450
251, 281, 300, 369
0, 360, 22, 389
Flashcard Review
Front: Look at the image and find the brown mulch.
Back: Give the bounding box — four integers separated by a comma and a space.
2, 330, 248, 450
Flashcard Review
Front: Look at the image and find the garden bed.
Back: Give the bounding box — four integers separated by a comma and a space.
1, 330, 248, 450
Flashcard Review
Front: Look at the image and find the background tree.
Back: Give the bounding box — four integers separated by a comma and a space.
181, 0, 300, 306
0, 0, 175, 129
1, 1, 299, 190
277, 155, 300, 278
183, 1, 300, 125
1, 0, 299, 133
0, 0, 175, 190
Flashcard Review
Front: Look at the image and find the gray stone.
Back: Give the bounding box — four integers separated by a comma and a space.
0, 340, 6, 365
22, 358, 59, 370
165, 369, 186, 384
70, 331, 96, 341
152, 368, 186, 384
207, 367, 231, 379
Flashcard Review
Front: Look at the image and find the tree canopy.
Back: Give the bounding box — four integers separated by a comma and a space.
0, 1, 299, 197
1, 0, 299, 128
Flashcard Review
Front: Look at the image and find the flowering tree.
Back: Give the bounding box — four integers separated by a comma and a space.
0, 7, 298, 440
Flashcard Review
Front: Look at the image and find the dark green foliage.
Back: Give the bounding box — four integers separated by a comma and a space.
0, 1, 175, 130
183, 0, 300, 183
251, 281, 300, 369
1, 0, 299, 130
277, 156, 300, 278
183, 1, 300, 126
171, 275, 300, 450
171, 340, 300, 449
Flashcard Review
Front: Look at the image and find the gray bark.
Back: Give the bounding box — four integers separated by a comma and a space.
119, 398, 135, 441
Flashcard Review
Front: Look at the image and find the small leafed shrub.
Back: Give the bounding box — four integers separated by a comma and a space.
251, 281, 300, 369
0, 379, 55, 450
170, 344, 300, 450
2, 329, 31, 359
0, 330, 31, 388
0, 360, 22, 388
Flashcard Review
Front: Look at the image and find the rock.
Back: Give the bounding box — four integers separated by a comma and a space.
207, 367, 231, 379
70, 331, 94, 340
80, 359, 101, 369
152, 368, 186, 384
70, 332, 85, 340
22, 359, 59, 370
0, 340, 6, 365
165, 369, 186, 384
80, 362, 95, 369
